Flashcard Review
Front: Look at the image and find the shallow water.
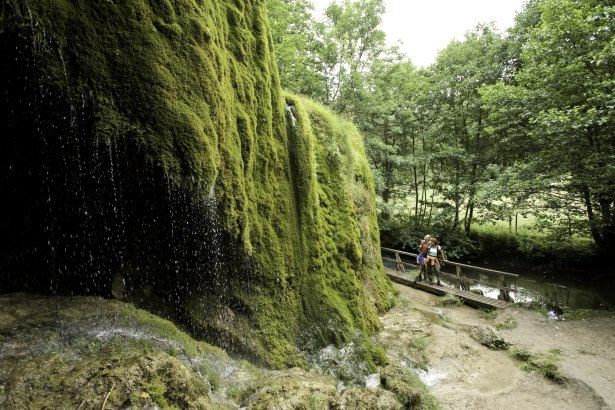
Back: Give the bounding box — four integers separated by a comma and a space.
443, 267, 615, 310
383, 255, 614, 311
365, 373, 380, 388
412, 366, 447, 387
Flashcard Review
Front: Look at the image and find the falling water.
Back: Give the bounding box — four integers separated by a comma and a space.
285, 104, 297, 127
0, 6, 254, 354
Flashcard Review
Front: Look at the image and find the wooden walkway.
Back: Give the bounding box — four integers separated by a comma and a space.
385, 267, 513, 310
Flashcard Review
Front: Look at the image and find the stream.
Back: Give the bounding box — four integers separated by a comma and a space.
443, 265, 615, 312
383, 255, 615, 314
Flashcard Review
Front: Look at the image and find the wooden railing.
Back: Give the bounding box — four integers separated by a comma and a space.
381, 247, 519, 302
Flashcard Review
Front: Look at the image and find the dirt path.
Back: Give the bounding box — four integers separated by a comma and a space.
378, 283, 615, 409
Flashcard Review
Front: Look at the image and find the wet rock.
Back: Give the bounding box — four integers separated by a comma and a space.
308, 337, 381, 386
335, 387, 403, 409
0, 312, 15, 329
1, 351, 226, 409
0, 294, 238, 409
0, 294, 427, 410
437, 294, 463, 306
244, 371, 405, 410
380, 363, 440, 409
244, 372, 337, 409
365, 372, 381, 388
467, 325, 508, 350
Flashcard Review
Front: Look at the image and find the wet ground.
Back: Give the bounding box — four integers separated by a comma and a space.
378, 283, 615, 409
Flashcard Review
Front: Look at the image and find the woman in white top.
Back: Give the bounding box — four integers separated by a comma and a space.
424, 238, 446, 286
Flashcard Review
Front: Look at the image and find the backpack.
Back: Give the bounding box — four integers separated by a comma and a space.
419, 241, 429, 255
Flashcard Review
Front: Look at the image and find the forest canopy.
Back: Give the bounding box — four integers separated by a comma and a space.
267, 0, 615, 261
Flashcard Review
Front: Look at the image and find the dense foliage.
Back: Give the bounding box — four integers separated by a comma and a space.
268, 0, 614, 261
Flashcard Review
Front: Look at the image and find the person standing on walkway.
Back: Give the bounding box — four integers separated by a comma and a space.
415, 234, 431, 283
425, 238, 446, 286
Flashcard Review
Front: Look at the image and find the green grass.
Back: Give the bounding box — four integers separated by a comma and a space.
469, 226, 594, 268
472, 221, 542, 238
435, 294, 463, 307
523, 301, 550, 317
561, 308, 615, 321
495, 316, 518, 331
380, 363, 441, 410
480, 309, 498, 321
409, 336, 432, 352
510, 345, 563, 382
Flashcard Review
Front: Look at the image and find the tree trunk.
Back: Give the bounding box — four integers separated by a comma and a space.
581, 185, 603, 247
464, 199, 474, 235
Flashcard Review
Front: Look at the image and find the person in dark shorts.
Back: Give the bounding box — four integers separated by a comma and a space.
415, 234, 431, 283
425, 238, 446, 286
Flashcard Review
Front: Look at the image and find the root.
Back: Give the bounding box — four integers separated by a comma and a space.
101, 382, 115, 410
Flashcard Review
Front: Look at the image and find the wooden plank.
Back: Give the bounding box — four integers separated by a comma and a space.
384, 268, 512, 310
382, 259, 519, 292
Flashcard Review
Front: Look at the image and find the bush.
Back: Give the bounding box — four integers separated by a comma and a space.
380, 218, 598, 274
468, 226, 596, 270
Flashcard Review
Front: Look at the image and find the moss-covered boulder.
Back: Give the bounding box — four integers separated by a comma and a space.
336, 388, 404, 410
0, 294, 410, 409
0, 293, 241, 409
380, 363, 440, 409
0, 0, 394, 367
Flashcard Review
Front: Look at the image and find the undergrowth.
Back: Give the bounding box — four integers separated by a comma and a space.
561, 308, 615, 321
510, 346, 564, 382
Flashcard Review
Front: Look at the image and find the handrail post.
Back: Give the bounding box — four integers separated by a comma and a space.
498, 274, 511, 302
456, 265, 470, 291
395, 251, 405, 273
381, 246, 520, 307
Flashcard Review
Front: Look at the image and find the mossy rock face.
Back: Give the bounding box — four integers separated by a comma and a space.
0, 294, 407, 409
0, 294, 241, 409
0, 0, 393, 367
242, 368, 405, 410
336, 388, 404, 410
244, 368, 338, 409
380, 363, 441, 409
2, 352, 220, 409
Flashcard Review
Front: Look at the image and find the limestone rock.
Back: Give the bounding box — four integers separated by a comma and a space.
468, 325, 508, 350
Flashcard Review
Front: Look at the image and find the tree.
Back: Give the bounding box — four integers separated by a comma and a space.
314, 0, 387, 116
427, 24, 509, 234
484, 0, 615, 253
267, 0, 326, 100
522, 0, 614, 252
360, 58, 417, 204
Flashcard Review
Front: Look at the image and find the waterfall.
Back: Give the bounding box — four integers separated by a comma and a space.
0, 13, 254, 353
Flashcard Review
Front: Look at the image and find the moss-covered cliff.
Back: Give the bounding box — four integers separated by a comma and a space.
1, 294, 427, 409
0, 0, 394, 367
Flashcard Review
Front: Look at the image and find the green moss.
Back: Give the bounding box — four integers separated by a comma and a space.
0, 295, 248, 409
510, 345, 563, 382
145, 378, 172, 408
495, 316, 518, 331
1, 0, 394, 368
224, 359, 270, 403
287, 96, 395, 353
380, 363, 440, 409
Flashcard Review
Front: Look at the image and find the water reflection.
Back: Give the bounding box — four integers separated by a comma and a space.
444, 269, 613, 311
382, 255, 614, 312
